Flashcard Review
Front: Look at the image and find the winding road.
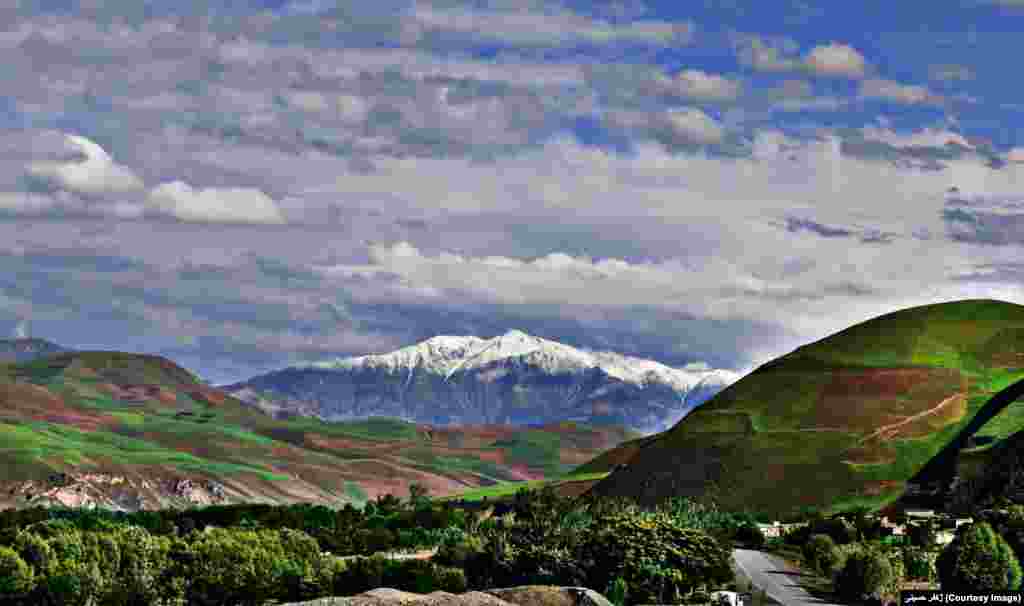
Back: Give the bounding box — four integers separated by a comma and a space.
733, 549, 847, 606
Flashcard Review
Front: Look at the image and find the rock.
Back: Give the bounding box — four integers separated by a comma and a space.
279, 586, 614, 606
486, 586, 615, 606
279, 588, 511, 606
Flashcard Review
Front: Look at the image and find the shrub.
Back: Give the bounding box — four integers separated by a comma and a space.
937, 522, 1023, 591
0, 545, 34, 598
437, 566, 468, 593
606, 576, 628, 606
903, 546, 935, 581
334, 554, 387, 595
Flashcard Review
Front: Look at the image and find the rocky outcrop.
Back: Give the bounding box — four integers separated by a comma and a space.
280, 587, 614, 606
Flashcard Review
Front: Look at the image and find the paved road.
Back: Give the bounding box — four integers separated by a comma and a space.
733, 549, 847, 606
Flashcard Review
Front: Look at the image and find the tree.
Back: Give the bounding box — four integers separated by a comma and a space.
408, 483, 431, 511
907, 521, 937, 548
833, 547, 895, 602
802, 534, 840, 577
0, 545, 34, 598
811, 517, 858, 545
936, 521, 1023, 591
734, 522, 766, 548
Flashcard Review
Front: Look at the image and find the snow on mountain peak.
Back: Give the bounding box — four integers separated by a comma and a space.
300, 330, 739, 394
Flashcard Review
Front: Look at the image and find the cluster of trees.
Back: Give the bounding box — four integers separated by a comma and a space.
15, 480, 1024, 606
0, 519, 470, 606
0, 488, 467, 558
786, 506, 1024, 605
0, 485, 765, 606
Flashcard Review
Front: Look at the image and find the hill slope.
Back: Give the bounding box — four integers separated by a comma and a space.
588, 299, 1024, 517
0, 349, 637, 511
223, 330, 739, 434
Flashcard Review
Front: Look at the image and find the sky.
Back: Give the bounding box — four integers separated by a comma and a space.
4, 0, 1024, 385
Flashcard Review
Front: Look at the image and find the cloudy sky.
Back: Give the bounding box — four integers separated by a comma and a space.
4, 0, 1024, 385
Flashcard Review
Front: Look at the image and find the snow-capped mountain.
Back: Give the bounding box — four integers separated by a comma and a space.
0, 338, 69, 363
223, 330, 742, 434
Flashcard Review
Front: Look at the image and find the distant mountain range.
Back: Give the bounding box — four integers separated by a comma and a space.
222, 330, 741, 434
0, 338, 69, 363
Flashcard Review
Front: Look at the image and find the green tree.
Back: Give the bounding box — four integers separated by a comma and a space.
408, 483, 431, 511
936, 521, 1023, 591
833, 546, 895, 602
903, 546, 935, 581
606, 576, 628, 606
0, 545, 34, 598
907, 521, 938, 548
802, 534, 840, 577
735, 522, 766, 548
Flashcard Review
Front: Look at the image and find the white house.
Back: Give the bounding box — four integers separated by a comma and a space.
757, 522, 782, 538
710, 591, 740, 606
879, 516, 906, 536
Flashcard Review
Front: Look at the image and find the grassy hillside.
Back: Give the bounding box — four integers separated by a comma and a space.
0, 350, 635, 510
589, 299, 1024, 518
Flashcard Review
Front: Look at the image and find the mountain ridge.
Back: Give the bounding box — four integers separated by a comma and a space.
222, 330, 741, 434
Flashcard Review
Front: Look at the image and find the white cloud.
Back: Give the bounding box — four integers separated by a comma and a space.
859, 78, 943, 105
668, 69, 742, 102
146, 181, 285, 224
410, 5, 694, 47
664, 108, 726, 145
25, 134, 144, 197
861, 126, 974, 150
804, 42, 868, 78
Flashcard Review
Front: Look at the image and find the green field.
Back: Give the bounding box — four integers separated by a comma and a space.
438, 471, 611, 502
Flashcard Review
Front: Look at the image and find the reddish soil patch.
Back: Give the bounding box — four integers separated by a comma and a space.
989, 352, 1024, 368
807, 368, 964, 433
842, 439, 899, 465
187, 387, 228, 407
860, 480, 903, 497
307, 434, 408, 453
0, 383, 117, 431
97, 383, 179, 406
473, 449, 505, 465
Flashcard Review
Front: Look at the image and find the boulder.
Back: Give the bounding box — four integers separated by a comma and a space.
280, 586, 614, 606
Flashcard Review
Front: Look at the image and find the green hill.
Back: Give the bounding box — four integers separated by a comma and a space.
0, 349, 635, 510
588, 299, 1024, 518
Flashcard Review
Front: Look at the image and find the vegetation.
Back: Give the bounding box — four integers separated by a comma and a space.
802, 534, 840, 577
832, 545, 896, 603
0, 485, 767, 606
936, 521, 1023, 591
